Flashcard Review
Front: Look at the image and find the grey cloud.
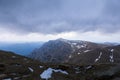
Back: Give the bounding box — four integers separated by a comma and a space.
0, 0, 120, 34
104, 0, 120, 18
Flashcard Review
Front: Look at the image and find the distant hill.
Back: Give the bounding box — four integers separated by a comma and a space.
0, 42, 44, 56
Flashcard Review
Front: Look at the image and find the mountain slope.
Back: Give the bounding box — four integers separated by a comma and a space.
1, 49, 120, 80
68, 45, 120, 65
0, 50, 46, 80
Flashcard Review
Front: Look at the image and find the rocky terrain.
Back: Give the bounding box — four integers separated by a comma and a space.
1, 50, 120, 80
0, 50, 44, 80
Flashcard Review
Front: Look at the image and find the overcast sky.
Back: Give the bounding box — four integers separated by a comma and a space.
0, 0, 120, 42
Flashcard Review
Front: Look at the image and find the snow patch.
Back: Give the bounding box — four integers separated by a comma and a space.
84, 50, 90, 53
86, 66, 92, 69
76, 45, 81, 49
3, 78, 12, 80
72, 43, 77, 45
74, 67, 80, 74
110, 49, 114, 62
40, 68, 68, 80
53, 69, 68, 74
95, 52, 102, 62
69, 55, 72, 58
111, 49, 114, 52
40, 66, 44, 68
74, 67, 80, 71
77, 45, 86, 48
81, 45, 85, 48
28, 67, 34, 72
78, 53, 81, 55
40, 68, 53, 80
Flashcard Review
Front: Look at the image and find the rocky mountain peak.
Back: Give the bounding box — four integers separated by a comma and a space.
30, 38, 112, 64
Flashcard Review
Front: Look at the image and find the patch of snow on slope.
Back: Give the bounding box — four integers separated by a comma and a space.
28, 67, 34, 72
40, 68, 68, 80
39, 66, 44, 68
72, 43, 77, 45
86, 66, 92, 69
111, 49, 114, 52
76, 45, 81, 49
74, 67, 80, 74
81, 45, 86, 48
84, 50, 90, 53
78, 53, 81, 55
53, 69, 68, 74
76, 45, 85, 48
69, 55, 72, 58
95, 52, 102, 62
3, 78, 12, 80
110, 49, 114, 62
40, 68, 53, 80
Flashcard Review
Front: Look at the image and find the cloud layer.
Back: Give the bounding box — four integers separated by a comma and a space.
0, 31, 120, 43
0, 0, 120, 34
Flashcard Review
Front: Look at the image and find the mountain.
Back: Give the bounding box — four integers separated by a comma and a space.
30, 38, 116, 64
1, 50, 120, 80
0, 42, 44, 56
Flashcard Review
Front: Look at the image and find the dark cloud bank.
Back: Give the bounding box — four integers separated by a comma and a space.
0, 0, 120, 34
